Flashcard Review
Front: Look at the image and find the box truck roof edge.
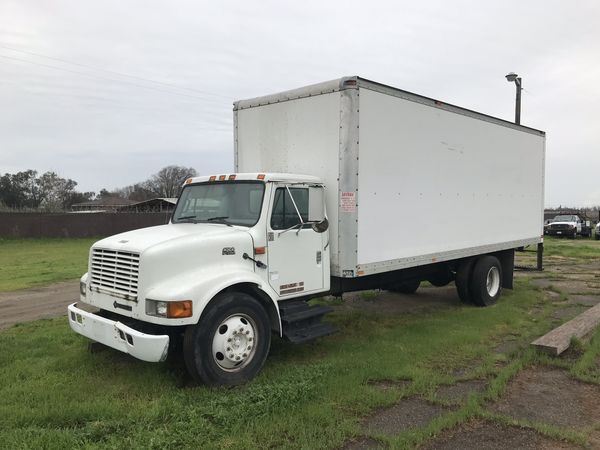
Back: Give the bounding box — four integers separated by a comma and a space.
233, 75, 545, 137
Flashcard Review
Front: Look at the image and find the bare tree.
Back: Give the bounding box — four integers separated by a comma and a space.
146, 165, 197, 198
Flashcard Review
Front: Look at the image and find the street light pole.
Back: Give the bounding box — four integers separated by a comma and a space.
514, 76, 522, 125
505, 72, 522, 125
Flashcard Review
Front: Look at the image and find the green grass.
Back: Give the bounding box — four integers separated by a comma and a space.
0, 238, 96, 291
543, 236, 600, 259
1, 238, 599, 448
1, 277, 587, 449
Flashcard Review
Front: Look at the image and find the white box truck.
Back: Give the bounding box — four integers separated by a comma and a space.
68, 76, 545, 385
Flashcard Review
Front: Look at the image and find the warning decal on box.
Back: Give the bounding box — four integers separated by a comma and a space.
340, 191, 356, 212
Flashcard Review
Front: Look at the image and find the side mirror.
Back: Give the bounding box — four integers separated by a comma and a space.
308, 186, 325, 222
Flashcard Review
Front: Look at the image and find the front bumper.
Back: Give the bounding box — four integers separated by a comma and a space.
68, 303, 169, 362
546, 228, 575, 236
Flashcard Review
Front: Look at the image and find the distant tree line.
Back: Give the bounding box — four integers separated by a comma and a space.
0, 165, 197, 212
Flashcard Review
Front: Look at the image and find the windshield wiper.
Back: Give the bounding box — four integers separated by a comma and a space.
204, 216, 232, 227
176, 215, 199, 223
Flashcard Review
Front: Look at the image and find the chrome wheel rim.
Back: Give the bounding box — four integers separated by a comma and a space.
212, 314, 257, 371
486, 266, 500, 297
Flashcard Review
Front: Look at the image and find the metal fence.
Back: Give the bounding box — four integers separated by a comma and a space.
0, 212, 171, 238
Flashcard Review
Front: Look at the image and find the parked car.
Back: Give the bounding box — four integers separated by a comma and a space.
545, 214, 592, 238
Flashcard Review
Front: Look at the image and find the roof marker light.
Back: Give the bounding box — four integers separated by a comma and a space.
219, 175, 226, 181
228, 174, 237, 180
257, 174, 266, 180
209, 176, 216, 182
184, 178, 193, 184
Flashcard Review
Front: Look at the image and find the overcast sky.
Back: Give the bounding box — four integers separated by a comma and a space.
1, 0, 598, 207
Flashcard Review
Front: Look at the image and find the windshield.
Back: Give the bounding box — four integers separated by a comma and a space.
553, 215, 576, 222
172, 181, 265, 227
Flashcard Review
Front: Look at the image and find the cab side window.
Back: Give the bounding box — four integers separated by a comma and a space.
270, 188, 308, 230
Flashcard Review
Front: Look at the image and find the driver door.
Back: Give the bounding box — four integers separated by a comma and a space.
266, 185, 326, 297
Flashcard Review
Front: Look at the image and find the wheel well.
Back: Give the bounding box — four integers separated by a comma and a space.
213, 283, 280, 334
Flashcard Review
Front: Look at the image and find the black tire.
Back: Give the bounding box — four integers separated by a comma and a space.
470, 256, 503, 307
389, 280, 421, 294
455, 258, 475, 304
183, 292, 271, 386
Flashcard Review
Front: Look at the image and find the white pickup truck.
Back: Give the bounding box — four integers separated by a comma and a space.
68, 77, 546, 385
545, 214, 592, 238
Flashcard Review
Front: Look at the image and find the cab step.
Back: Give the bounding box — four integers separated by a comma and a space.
279, 300, 336, 343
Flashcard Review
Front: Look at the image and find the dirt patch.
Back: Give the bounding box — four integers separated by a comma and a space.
361, 397, 448, 435
335, 286, 459, 316
494, 334, 524, 355
340, 437, 382, 450
367, 378, 411, 391
490, 367, 600, 428
551, 305, 589, 321
0, 281, 79, 330
423, 420, 580, 450
435, 379, 486, 404
530, 278, 555, 289
568, 294, 600, 306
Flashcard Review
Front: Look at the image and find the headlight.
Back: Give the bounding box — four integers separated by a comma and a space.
80, 281, 87, 296
146, 299, 192, 318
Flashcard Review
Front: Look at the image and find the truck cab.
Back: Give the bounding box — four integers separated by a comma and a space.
69, 173, 332, 385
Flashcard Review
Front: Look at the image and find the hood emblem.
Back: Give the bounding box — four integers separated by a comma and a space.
119, 240, 129, 243
222, 247, 235, 255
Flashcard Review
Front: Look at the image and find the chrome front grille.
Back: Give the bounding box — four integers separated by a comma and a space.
90, 248, 140, 300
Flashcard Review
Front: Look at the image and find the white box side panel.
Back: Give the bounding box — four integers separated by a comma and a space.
357, 88, 544, 268
235, 93, 343, 272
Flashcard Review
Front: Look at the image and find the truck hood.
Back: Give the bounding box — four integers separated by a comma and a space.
93, 223, 249, 254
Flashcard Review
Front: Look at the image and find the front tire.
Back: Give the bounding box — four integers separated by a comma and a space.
470, 256, 503, 307
183, 292, 271, 386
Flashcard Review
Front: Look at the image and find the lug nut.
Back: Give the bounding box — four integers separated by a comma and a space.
229, 354, 234, 358
226, 347, 231, 351
242, 353, 247, 357
235, 356, 241, 360
249, 337, 253, 341
227, 338, 232, 342
245, 330, 250, 335
247, 345, 252, 350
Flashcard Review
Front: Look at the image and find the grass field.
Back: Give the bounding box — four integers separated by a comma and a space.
0, 238, 95, 291
1, 237, 599, 448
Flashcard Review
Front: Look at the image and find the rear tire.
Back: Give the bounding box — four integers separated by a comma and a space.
389, 280, 421, 294
470, 256, 503, 307
183, 292, 271, 386
455, 258, 475, 304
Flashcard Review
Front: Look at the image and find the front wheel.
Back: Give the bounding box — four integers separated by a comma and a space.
183, 292, 271, 386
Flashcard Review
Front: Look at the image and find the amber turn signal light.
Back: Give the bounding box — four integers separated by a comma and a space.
167, 300, 193, 318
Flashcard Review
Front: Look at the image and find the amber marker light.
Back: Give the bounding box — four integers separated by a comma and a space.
228, 174, 237, 180
209, 176, 216, 181
219, 175, 226, 181
254, 246, 266, 255
167, 300, 193, 318
184, 178, 193, 184
257, 174, 266, 180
